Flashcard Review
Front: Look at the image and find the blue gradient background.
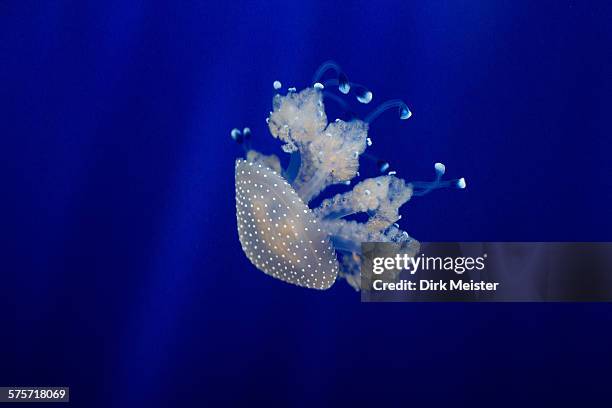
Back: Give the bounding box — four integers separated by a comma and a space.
2, 1, 612, 406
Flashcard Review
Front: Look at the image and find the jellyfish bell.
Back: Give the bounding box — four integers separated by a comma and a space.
235, 159, 339, 289
232, 62, 466, 291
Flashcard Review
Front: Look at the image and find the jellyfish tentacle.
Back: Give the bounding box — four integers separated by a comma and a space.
322, 218, 416, 252
338, 252, 362, 291
321, 219, 378, 249
315, 175, 413, 232
230, 127, 250, 154
242, 127, 252, 150
365, 99, 412, 123
312, 61, 351, 94
321, 79, 373, 104
293, 165, 328, 204
411, 179, 465, 196
362, 152, 390, 173
321, 217, 420, 290
329, 235, 362, 255
267, 88, 328, 153
410, 162, 467, 196
312, 60, 343, 83
297, 119, 368, 203
283, 151, 301, 184
267, 88, 369, 203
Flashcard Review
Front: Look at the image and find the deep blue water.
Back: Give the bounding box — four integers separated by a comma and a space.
2, 1, 612, 406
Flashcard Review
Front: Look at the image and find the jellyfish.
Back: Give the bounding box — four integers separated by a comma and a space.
233, 61, 466, 290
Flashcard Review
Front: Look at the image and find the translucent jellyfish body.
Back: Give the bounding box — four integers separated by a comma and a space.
233, 62, 465, 290
235, 160, 338, 289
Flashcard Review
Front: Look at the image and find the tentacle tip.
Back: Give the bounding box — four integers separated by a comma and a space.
399, 105, 412, 120
231, 128, 243, 144
456, 178, 467, 189
434, 162, 446, 175
356, 88, 373, 104
313, 82, 325, 90
273, 80, 282, 90
243, 127, 252, 140
338, 73, 350, 94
